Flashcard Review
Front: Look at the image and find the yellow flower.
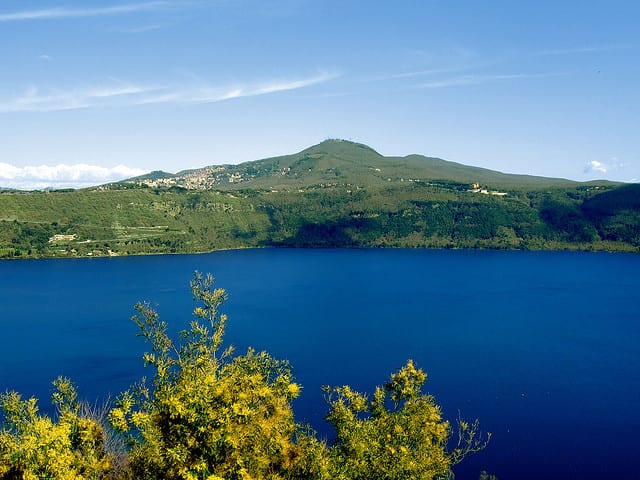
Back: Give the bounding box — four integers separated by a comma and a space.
287, 383, 301, 398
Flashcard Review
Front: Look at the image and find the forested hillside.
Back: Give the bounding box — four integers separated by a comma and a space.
1, 140, 638, 259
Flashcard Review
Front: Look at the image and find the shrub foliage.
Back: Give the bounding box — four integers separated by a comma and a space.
1, 272, 490, 479
0, 377, 110, 479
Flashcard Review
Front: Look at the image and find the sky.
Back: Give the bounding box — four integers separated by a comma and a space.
0, 0, 639, 189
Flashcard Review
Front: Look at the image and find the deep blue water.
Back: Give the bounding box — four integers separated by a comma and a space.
1, 248, 639, 479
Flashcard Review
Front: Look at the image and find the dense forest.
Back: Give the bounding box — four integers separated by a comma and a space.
1, 140, 639, 259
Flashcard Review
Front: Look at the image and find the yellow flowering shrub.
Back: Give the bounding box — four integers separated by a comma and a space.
109, 272, 329, 480
323, 362, 445, 479
0, 378, 111, 479
2, 271, 490, 480
324, 360, 490, 480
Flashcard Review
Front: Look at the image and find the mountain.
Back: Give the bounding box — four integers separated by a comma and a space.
124, 139, 579, 192
1, 140, 638, 259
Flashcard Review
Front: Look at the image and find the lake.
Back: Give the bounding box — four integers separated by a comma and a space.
1, 248, 639, 479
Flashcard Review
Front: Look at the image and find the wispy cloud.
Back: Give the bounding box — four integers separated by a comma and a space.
0, 1, 176, 22
135, 71, 338, 105
415, 72, 561, 89
0, 83, 161, 113
0, 163, 146, 190
533, 46, 619, 57
364, 66, 478, 83
361, 48, 499, 84
0, 72, 338, 113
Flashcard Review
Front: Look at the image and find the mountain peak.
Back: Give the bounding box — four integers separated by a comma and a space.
123, 139, 582, 191
303, 139, 383, 158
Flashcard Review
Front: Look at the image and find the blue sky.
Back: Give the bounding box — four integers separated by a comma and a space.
0, 0, 638, 189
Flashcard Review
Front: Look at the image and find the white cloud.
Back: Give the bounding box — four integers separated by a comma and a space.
0, 163, 146, 190
190, 72, 338, 103
0, 2, 175, 22
0, 72, 338, 113
416, 72, 561, 89
0, 83, 162, 113
373, 66, 475, 81
583, 158, 632, 178
584, 160, 608, 174
134, 71, 338, 105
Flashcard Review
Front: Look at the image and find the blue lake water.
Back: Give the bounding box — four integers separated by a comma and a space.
1, 248, 639, 479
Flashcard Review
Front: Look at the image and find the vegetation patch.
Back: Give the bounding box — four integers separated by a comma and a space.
1, 273, 492, 479
1, 140, 638, 258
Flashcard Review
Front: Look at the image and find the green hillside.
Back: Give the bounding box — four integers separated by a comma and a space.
1, 140, 638, 258
127, 139, 579, 192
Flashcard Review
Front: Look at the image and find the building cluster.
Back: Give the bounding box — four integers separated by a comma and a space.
469, 182, 508, 196
135, 166, 235, 190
